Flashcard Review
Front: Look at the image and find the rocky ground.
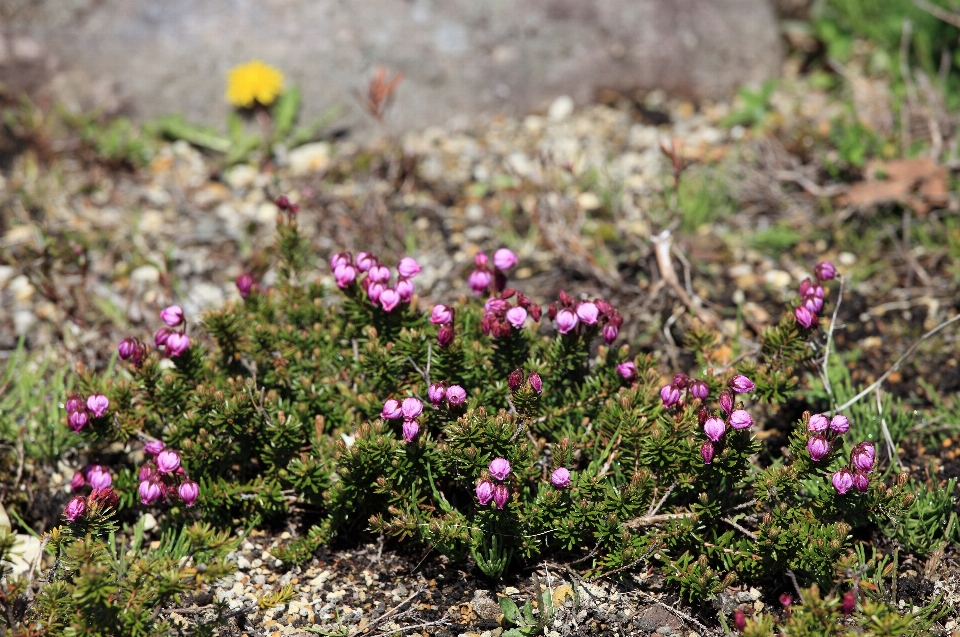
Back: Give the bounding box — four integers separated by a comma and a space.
2, 58, 960, 635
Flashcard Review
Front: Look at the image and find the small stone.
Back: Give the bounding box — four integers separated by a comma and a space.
656, 627, 675, 636
838, 251, 857, 266
289, 142, 331, 176
226, 164, 258, 190
131, 264, 161, 284
141, 513, 158, 532
577, 192, 601, 211
764, 269, 792, 290
236, 556, 252, 570
548, 95, 575, 121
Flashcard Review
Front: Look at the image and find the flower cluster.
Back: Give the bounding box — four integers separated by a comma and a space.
794, 261, 836, 329
64, 392, 110, 433
832, 441, 876, 495
507, 368, 542, 394
468, 249, 518, 295
547, 290, 622, 344
659, 373, 716, 409
70, 463, 112, 492
63, 485, 120, 522
153, 305, 191, 358
481, 289, 542, 339
696, 375, 756, 464
430, 304, 456, 348
117, 337, 146, 366
427, 382, 467, 407
476, 458, 512, 510
805, 412, 850, 462
137, 442, 199, 507
381, 396, 425, 443
330, 251, 421, 313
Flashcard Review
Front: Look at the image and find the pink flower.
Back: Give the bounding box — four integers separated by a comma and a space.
485, 297, 509, 312
144, 440, 164, 456
704, 417, 726, 442
476, 480, 494, 505
165, 333, 191, 358
815, 261, 836, 281
395, 278, 415, 302
381, 399, 402, 419
492, 484, 510, 510
617, 362, 637, 380
156, 450, 181, 474
368, 264, 391, 284
575, 302, 599, 325
506, 306, 528, 328
329, 252, 352, 271
446, 385, 466, 406
236, 272, 255, 297
401, 397, 423, 420
842, 590, 856, 616
850, 442, 875, 473
488, 458, 511, 481
430, 304, 454, 325
71, 471, 86, 490
118, 337, 138, 360
178, 480, 200, 507
380, 288, 401, 312
139, 465, 155, 482
402, 420, 420, 443
428, 383, 446, 406
68, 409, 89, 433
160, 305, 184, 327
734, 609, 746, 632
807, 435, 830, 461
555, 309, 578, 334
832, 467, 854, 495
528, 372, 543, 394
86, 394, 109, 418
672, 374, 689, 389
468, 269, 492, 295
803, 295, 824, 314
701, 441, 715, 465
795, 305, 816, 329
602, 324, 619, 344
551, 467, 571, 488
474, 252, 489, 268
64, 496, 86, 521
355, 252, 376, 272
437, 324, 455, 348
689, 380, 709, 400
829, 415, 850, 434
719, 389, 734, 415
397, 257, 422, 278
154, 327, 172, 348
493, 248, 518, 271
729, 410, 754, 430
660, 384, 680, 408
87, 465, 112, 490
334, 263, 357, 288
807, 414, 829, 434
728, 375, 755, 394
139, 480, 163, 505
852, 471, 869, 493
366, 281, 385, 304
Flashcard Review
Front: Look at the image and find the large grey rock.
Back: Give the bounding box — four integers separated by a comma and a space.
1, 0, 782, 135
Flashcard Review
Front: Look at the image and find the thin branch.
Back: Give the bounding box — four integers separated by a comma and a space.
833, 312, 960, 413
623, 511, 694, 529
875, 385, 903, 472
354, 588, 424, 636
646, 481, 677, 517
914, 0, 960, 28
723, 517, 758, 540
371, 617, 452, 637
822, 275, 844, 403
631, 585, 719, 636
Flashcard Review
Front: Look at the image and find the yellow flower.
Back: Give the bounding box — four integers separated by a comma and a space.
225, 60, 285, 108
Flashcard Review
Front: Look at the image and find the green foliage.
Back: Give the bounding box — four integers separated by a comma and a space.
499, 573, 556, 636
721, 80, 777, 128
677, 168, 735, 232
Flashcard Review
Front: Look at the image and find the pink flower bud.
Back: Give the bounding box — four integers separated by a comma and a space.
87, 465, 112, 490
91, 486, 119, 509
672, 374, 689, 389
397, 257, 422, 278
719, 389, 734, 415
815, 261, 837, 281
850, 442, 875, 473
728, 375, 755, 394
476, 480, 494, 505
807, 435, 830, 461
493, 248, 518, 271
139, 465, 155, 482
551, 467, 571, 488
779, 593, 792, 608
437, 324, 455, 348
617, 362, 637, 380
396, 277, 415, 302
704, 417, 726, 442
485, 297, 509, 312
401, 397, 423, 420
66, 395, 84, 413
701, 441, 715, 464
575, 302, 599, 325
734, 609, 746, 632
832, 467, 854, 494
86, 394, 109, 418
156, 450, 181, 474
508, 369, 525, 392
402, 420, 420, 443
660, 384, 680, 408
154, 327, 172, 348
164, 333, 191, 358
366, 281, 385, 304
381, 399, 402, 419
64, 496, 86, 521
446, 385, 467, 406
795, 305, 816, 328
380, 288, 401, 312
236, 272, 255, 297
602, 324, 619, 344
144, 440, 164, 456
71, 471, 86, 490
118, 337, 138, 360
489, 458, 511, 481
506, 306, 528, 328
334, 263, 357, 288
528, 372, 542, 394
729, 409, 754, 430
492, 484, 510, 509
842, 590, 856, 615
468, 269, 493, 295
689, 380, 709, 400
355, 252, 376, 272
427, 383, 446, 406
803, 294, 824, 314
555, 309, 579, 334
178, 480, 200, 506
474, 252, 489, 268
829, 415, 850, 434
139, 480, 163, 505
808, 414, 829, 433
430, 304, 454, 325
368, 264, 391, 284
68, 409, 89, 433
852, 471, 869, 493
160, 305, 184, 327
